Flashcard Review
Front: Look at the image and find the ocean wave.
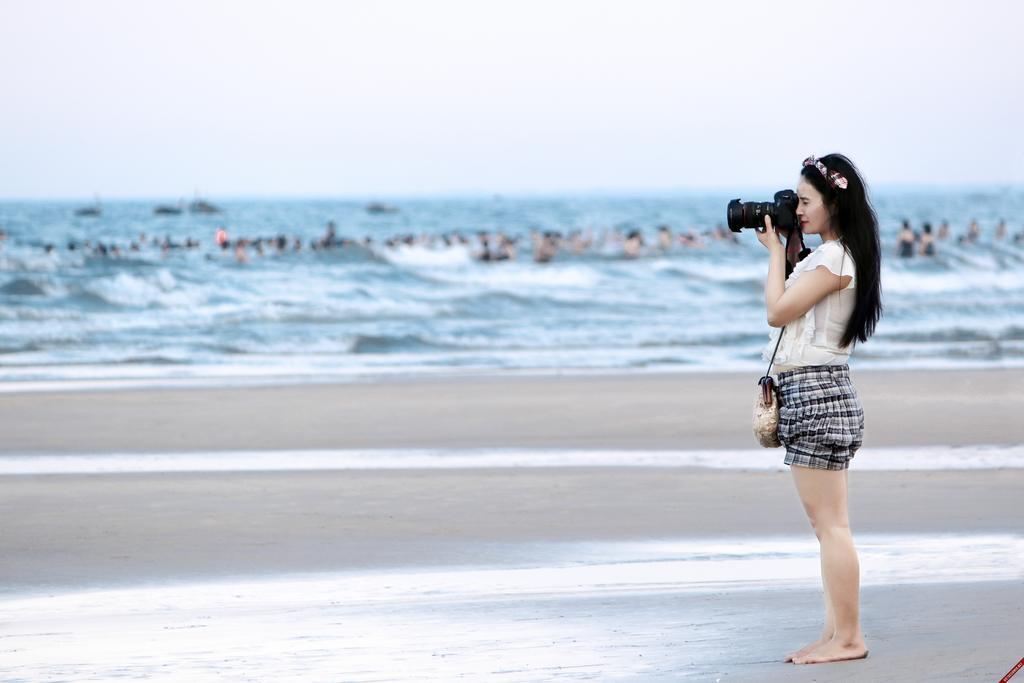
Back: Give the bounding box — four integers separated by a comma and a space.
311, 245, 384, 264
378, 244, 474, 267
0, 307, 86, 322
0, 354, 191, 368
0, 342, 44, 354
880, 326, 1024, 343
103, 355, 188, 365
76, 270, 207, 309
0, 277, 54, 296
347, 331, 576, 355
0, 252, 61, 273
213, 298, 448, 324
638, 331, 768, 347
883, 267, 1024, 295
420, 263, 603, 289
83, 255, 164, 270
650, 259, 761, 285
447, 290, 608, 315
856, 338, 1024, 360
349, 333, 451, 354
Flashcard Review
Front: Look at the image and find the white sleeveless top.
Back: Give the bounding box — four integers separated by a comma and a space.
762, 240, 857, 371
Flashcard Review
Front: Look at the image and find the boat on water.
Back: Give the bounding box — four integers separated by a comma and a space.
189, 199, 221, 214
74, 205, 101, 217
365, 202, 398, 214
74, 197, 102, 217
154, 201, 184, 215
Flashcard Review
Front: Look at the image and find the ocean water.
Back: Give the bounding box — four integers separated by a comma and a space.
2, 190, 1023, 388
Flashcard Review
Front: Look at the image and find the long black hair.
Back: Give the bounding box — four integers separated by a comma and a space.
800, 153, 883, 348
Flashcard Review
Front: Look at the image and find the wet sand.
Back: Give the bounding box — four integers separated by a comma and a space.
2, 571, 1020, 681
1, 466, 1021, 680
1, 369, 1022, 680
1, 467, 1022, 592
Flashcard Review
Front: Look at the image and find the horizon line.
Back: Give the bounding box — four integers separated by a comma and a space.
2, 181, 1023, 203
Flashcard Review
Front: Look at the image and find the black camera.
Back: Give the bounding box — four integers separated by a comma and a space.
727, 190, 799, 233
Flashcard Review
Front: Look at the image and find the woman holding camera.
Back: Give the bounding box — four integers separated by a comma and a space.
756, 153, 882, 665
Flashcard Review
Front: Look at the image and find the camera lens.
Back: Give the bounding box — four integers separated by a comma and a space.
727, 200, 745, 232
727, 200, 774, 232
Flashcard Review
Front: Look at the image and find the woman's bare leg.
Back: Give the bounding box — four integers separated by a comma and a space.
783, 547, 837, 661
788, 465, 868, 664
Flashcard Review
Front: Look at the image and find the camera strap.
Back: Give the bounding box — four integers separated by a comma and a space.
761, 326, 785, 382
758, 326, 786, 405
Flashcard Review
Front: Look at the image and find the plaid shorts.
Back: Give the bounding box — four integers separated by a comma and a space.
776, 364, 864, 470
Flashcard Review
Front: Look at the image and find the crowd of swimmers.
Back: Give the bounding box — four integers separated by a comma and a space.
4, 218, 1022, 265
896, 218, 1023, 258
12, 222, 740, 265
257, 221, 739, 264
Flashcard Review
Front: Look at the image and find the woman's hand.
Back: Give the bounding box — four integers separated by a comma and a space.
756, 215, 785, 252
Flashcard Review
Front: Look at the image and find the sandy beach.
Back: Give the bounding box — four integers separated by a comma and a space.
2, 368, 1023, 681
1, 367, 1022, 452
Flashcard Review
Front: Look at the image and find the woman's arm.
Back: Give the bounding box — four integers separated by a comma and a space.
757, 216, 851, 328
763, 236, 787, 321
766, 267, 851, 327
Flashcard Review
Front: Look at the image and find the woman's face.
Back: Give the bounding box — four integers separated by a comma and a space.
796, 178, 834, 238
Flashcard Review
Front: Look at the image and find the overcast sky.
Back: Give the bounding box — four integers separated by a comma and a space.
1, 0, 1022, 199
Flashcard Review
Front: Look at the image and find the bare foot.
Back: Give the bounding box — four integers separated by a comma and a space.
783, 634, 832, 663
792, 638, 869, 664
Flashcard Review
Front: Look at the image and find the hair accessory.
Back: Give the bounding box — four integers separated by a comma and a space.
803, 155, 849, 190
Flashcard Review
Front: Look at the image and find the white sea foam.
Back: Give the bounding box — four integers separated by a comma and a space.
2, 444, 1022, 475
380, 243, 475, 267
3, 353, 1024, 394
651, 258, 759, 284
83, 270, 208, 308
882, 267, 1024, 295
422, 262, 603, 288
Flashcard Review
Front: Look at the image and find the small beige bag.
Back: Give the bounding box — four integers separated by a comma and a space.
753, 327, 785, 448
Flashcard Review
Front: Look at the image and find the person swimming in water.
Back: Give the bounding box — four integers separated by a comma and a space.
919, 223, 936, 257
532, 231, 558, 263
657, 225, 673, 251
897, 220, 916, 258
966, 219, 981, 243
622, 230, 644, 258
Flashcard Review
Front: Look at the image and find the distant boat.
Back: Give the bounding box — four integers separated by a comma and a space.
365, 202, 398, 214
189, 199, 221, 214
154, 203, 184, 215
74, 197, 102, 217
